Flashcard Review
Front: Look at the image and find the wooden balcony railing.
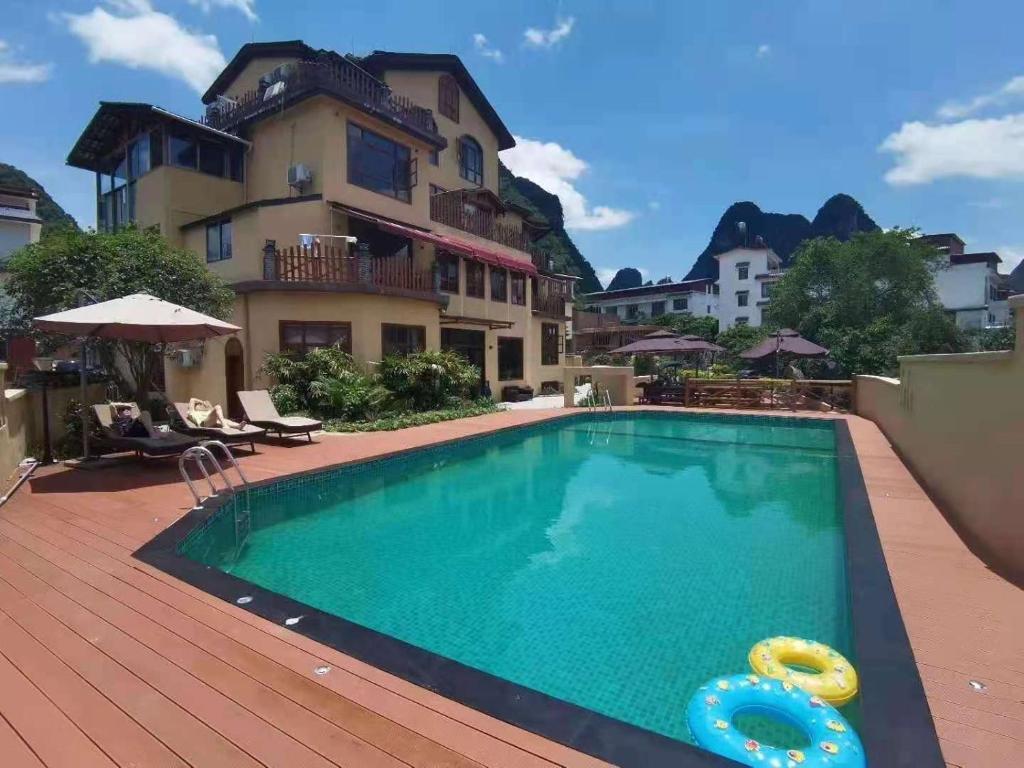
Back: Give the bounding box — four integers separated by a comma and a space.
681, 378, 853, 412
265, 243, 437, 294
430, 191, 536, 252
533, 274, 572, 318
203, 58, 441, 141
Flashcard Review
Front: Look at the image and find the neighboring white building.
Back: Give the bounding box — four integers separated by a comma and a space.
0, 185, 42, 263
715, 246, 783, 329
920, 234, 1010, 329
580, 278, 718, 323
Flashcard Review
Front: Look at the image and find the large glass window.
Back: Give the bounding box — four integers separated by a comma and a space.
498, 337, 523, 381
347, 122, 412, 202
438, 251, 459, 293
281, 322, 352, 356
541, 323, 560, 366
382, 324, 426, 357
458, 135, 483, 186
465, 260, 485, 297
168, 131, 197, 169
510, 272, 526, 305
199, 140, 226, 176
490, 268, 507, 302
206, 221, 232, 262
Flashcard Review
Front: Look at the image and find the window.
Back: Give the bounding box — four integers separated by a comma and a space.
626, 304, 639, 319
168, 132, 197, 169
737, 262, 749, 280
458, 135, 483, 186
198, 140, 226, 176
281, 322, 352, 356
206, 221, 232, 262
510, 272, 526, 305
438, 74, 459, 122
651, 300, 666, 317
438, 250, 459, 293
129, 133, 151, 178
498, 337, 523, 380
347, 122, 413, 202
428, 148, 439, 166
490, 268, 507, 302
737, 290, 749, 307
761, 282, 773, 299
735, 317, 749, 326
466, 260, 485, 297
604, 306, 618, 315
381, 324, 426, 357
673, 297, 688, 311
541, 323, 560, 366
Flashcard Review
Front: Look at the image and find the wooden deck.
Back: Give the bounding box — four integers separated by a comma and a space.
0, 409, 1018, 768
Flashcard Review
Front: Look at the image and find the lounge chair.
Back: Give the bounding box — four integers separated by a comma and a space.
169, 402, 265, 453
92, 403, 200, 457
236, 390, 321, 442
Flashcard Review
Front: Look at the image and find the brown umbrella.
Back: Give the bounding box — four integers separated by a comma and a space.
739, 329, 828, 359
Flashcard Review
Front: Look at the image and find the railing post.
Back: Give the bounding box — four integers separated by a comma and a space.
263, 240, 277, 281
356, 242, 372, 283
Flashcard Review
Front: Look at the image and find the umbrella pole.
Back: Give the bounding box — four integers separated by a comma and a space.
80, 337, 89, 460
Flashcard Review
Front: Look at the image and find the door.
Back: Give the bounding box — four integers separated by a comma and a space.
441, 328, 486, 389
224, 338, 245, 420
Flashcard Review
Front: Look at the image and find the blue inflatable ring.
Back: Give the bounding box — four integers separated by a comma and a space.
686, 673, 865, 767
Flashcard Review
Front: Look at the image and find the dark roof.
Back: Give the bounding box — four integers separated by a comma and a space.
951, 252, 1001, 266
919, 233, 965, 245
67, 102, 248, 172
201, 40, 314, 104
0, 184, 38, 199
583, 278, 714, 301
359, 51, 515, 150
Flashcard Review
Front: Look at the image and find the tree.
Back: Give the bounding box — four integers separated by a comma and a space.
716, 324, 771, 368
3, 227, 235, 401
765, 229, 965, 375
651, 313, 719, 340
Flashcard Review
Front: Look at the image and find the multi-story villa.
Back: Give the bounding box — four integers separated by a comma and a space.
920, 233, 1010, 329
713, 246, 783, 329
0, 185, 42, 263
67, 41, 574, 411
580, 278, 717, 322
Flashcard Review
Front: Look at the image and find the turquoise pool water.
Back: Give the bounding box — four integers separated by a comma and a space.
181, 413, 853, 745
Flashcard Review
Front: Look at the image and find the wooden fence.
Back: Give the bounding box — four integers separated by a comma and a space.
638, 378, 853, 412
269, 244, 436, 293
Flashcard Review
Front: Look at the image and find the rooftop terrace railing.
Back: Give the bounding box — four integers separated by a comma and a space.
203, 58, 441, 140
265, 243, 437, 294
430, 190, 546, 255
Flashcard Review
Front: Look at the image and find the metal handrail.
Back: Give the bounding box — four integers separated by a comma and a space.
603, 390, 613, 412
178, 443, 248, 507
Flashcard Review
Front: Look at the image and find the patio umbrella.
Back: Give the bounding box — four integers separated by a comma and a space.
33, 293, 241, 458
739, 328, 828, 360
34, 293, 240, 343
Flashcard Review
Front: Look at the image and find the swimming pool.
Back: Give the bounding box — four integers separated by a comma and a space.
139, 412, 942, 767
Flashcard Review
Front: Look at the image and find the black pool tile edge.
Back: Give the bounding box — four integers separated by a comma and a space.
834, 421, 945, 768
134, 412, 943, 768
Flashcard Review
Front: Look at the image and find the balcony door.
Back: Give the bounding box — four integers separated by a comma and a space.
441, 328, 486, 389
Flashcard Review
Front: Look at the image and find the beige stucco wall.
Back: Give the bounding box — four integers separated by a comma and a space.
136, 165, 244, 245
855, 295, 1024, 581
561, 366, 636, 407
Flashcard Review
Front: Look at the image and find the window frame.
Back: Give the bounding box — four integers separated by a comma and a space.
541, 323, 560, 366
437, 250, 460, 294
497, 337, 524, 381
651, 300, 666, 317
381, 323, 426, 358
761, 282, 773, 299
438, 74, 460, 123
458, 135, 484, 186
490, 267, 508, 302
672, 297, 688, 311
735, 317, 749, 326
346, 121, 414, 203
737, 262, 750, 281
510, 272, 526, 306
279, 321, 352, 356
736, 290, 749, 307
626, 304, 639, 319
205, 220, 232, 263
465, 260, 485, 298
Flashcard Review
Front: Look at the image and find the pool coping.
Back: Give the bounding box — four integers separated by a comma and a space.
134, 411, 944, 768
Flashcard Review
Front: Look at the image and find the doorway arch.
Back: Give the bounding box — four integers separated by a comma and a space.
224, 338, 244, 419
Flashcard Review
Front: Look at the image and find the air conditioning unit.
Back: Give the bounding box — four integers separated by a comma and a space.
288, 163, 313, 189
263, 81, 287, 101
177, 348, 204, 368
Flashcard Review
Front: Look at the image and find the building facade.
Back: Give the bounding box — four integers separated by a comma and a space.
580, 278, 717, 323
0, 185, 42, 264
920, 234, 1010, 329
67, 42, 573, 409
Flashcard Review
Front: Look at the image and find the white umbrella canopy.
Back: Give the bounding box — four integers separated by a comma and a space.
33, 293, 240, 343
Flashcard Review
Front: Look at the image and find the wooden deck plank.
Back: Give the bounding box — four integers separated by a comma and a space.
0, 539, 402, 768
0, 575, 264, 768
0, 712, 46, 768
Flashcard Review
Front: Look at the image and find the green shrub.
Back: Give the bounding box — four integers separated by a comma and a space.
260, 345, 388, 420
324, 400, 498, 432
377, 350, 480, 411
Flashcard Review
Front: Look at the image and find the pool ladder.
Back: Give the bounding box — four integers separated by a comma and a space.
585, 389, 613, 413
179, 442, 253, 556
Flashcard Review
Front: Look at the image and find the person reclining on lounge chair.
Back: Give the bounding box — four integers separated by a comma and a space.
170, 401, 265, 452
113, 404, 149, 437
93, 402, 199, 457
186, 398, 245, 430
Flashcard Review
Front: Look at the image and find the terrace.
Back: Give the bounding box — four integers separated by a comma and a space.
430, 189, 547, 260
0, 408, 1016, 768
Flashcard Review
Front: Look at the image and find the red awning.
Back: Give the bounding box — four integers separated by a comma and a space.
331, 202, 537, 276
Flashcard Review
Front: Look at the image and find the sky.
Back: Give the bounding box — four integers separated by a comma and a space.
3, 0, 1024, 287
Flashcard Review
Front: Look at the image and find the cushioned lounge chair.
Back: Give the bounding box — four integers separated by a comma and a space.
236, 390, 321, 442
92, 403, 200, 457
169, 402, 265, 453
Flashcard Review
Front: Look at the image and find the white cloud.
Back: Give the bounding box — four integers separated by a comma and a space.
187, 0, 257, 22
0, 40, 52, 84
501, 135, 635, 231
938, 75, 1024, 119
756, 43, 771, 59
472, 33, 504, 63
879, 114, 1024, 185
968, 197, 1007, 209
61, 0, 226, 93
999, 245, 1024, 273
524, 17, 575, 49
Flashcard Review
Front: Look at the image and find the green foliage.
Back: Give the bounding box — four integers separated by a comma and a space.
963, 325, 1016, 352
0, 162, 79, 238
632, 355, 659, 375
651, 313, 719, 340
377, 350, 480, 411
716, 324, 770, 360
765, 229, 966, 375
261, 346, 388, 421
2, 227, 235, 400
324, 401, 499, 433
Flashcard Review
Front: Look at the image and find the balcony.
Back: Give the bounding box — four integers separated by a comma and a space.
430, 191, 538, 253
249, 243, 441, 301
533, 275, 573, 319
202, 58, 443, 146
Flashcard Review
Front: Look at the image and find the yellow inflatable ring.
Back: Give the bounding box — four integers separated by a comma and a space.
749, 637, 859, 706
